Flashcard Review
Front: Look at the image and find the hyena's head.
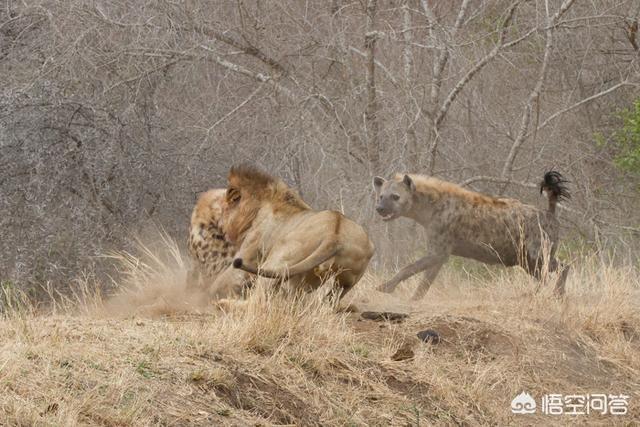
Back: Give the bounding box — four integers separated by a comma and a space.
373, 174, 416, 221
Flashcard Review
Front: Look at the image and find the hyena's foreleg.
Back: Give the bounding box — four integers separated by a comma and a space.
379, 252, 449, 296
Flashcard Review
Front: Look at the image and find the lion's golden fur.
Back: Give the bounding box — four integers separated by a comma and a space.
223, 164, 374, 300
225, 164, 311, 243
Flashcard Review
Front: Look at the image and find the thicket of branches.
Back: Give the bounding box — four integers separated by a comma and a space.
1, 0, 639, 290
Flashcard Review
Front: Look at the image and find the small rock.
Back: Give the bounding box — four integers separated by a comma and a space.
361, 311, 409, 322
417, 329, 441, 344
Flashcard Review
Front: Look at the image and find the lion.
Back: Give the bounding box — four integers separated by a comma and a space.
373, 171, 570, 299
187, 188, 250, 300
221, 164, 375, 300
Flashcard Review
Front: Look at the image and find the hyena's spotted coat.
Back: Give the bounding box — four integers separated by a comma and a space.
188, 189, 252, 300
373, 171, 570, 299
188, 189, 235, 283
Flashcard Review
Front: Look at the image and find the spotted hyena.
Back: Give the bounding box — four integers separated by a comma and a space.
373, 171, 570, 299
188, 189, 250, 299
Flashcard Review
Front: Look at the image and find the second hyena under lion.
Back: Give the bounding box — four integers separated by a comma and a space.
373, 171, 570, 299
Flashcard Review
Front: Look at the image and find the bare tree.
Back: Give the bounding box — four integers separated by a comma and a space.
1, 0, 639, 289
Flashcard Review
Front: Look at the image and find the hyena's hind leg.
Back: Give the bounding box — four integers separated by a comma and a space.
549, 258, 569, 297
524, 252, 568, 298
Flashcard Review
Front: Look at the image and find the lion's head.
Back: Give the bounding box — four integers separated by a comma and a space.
222, 164, 310, 243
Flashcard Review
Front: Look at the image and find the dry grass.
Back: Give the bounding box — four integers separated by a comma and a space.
1, 237, 639, 426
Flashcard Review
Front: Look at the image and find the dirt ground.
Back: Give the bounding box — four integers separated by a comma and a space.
1, 253, 639, 426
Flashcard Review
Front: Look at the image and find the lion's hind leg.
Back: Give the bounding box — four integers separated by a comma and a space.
319, 269, 356, 302
208, 265, 252, 301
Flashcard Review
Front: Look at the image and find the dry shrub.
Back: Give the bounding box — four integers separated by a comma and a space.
1, 234, 639, 425
101, 230, 210, 318
214, 282, 353, 356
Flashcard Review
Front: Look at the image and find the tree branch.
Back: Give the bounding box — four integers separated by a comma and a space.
500, 0, 577, 181
348, 46, 398, 86
527, 81, 633, 137
402, 1, 419, 169
459, 175, 537, 189
424, 0, 471, 173
434, 1, 520, 129
194, 24, 287, 75
364, 0, 380, 170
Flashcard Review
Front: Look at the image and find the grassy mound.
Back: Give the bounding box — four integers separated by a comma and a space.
1, 240, 639, 425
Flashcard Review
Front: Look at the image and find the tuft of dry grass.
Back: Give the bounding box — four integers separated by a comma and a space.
1, 237, 639, 425
100, 232, 212, 318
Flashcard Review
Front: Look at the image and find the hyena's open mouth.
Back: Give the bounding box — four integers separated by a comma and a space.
380, 212, 397, 221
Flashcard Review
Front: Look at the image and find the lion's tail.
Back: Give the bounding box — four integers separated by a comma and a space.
539, 171, 570, 215
233, 238, 339, 279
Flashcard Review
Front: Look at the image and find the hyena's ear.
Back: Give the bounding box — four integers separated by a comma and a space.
403, 174, 416, 192
373, 176, 386, 190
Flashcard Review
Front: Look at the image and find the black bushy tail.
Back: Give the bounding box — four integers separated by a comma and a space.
540, 171, 570, 215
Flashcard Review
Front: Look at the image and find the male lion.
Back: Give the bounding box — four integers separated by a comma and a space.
373, 171, 570, 299
222, 164, 375, 300
188, 188, 250, 300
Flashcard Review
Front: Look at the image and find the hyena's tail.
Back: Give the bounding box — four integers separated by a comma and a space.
539, 171, 570, 215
